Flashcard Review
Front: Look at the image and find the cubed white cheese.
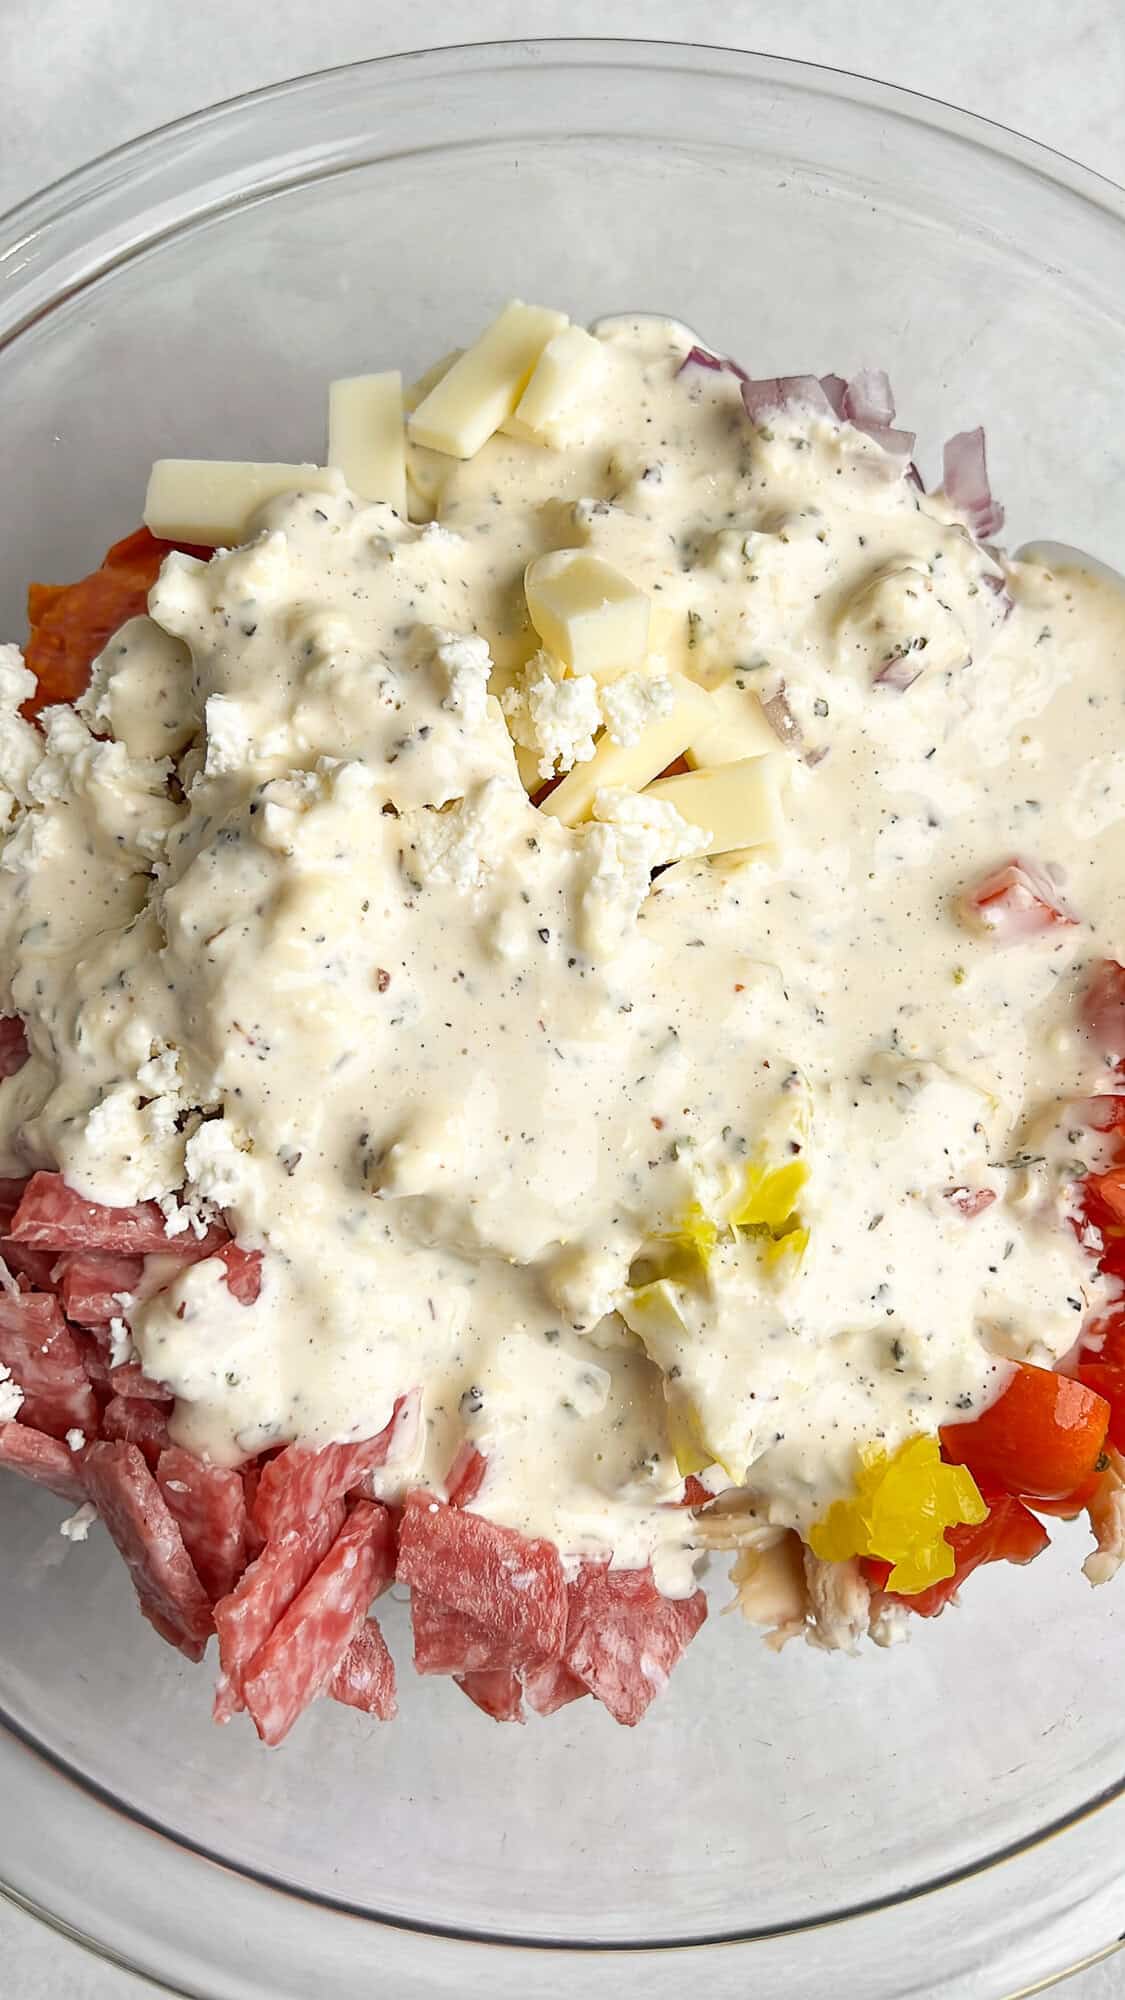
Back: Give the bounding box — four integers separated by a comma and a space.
641, 756, 785, 855
538, 673, 710, 825
524, 551, 650, 682
327, 371, 407, 517
408, 302, 568, 459
0, 1362, 24, 1421
500, 326, 608, 448
144, 461, 344, 546
686, 679, 779, 767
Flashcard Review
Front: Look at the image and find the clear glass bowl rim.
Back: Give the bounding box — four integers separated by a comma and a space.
2, 35, 1125, 2000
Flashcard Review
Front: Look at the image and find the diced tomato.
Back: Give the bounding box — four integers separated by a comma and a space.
679, 1474, 713, 1508
864, 1488, 1049, 1616
1081, 959, 1125, 1066
941, 1362, 1110, 1500
960, 858, 1077, 942
1070, 1095, 1125, 1133
1074, 1363, 1125, 1454
1081, 1309, 1125, 1372
1022, 1470, 1104, 1519
944, 1187, 997, 1219
25, 526, 211, 711
1085, 1167, 1125, 1227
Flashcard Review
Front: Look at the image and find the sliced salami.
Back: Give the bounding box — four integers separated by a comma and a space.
213, 1504, 345, 1710
250, 1399, 406, 1541
0, 1291, 98, 1439
521, 1656, 589, 1717
0, 1178, 29, 1231
59, 1252, 144, 1324
82, 1440, 212, 1660
0, 1419, 87, 1503
9, 1172, 227, 1258
562, 1563, 707, 1726
157, 1446, 249, 1603
445, 1441, 487, 1508
456, 1668, 525, 1723
0, 1243, 61, 1290
329, 1615, 397, 1721
242, 1502, 394, 1746
411, 1592, 524, 1675
396, 1491, 566, 1665
216, 1240, 263, 1304
101, 1394, 173, 1468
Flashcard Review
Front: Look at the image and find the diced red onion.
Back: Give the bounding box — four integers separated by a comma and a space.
942, 427, 1005, 539
944, 1187, 997, 1219
818, 373, 847, 418
741, 375, 833, 424
874, 649, 926, 692
677, 345, 750, 383
760, 685, 804, 749
842, 368, 896, 428
981, 569, 1015, 620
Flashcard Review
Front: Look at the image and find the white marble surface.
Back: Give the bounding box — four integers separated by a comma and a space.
1, 2, 1123, 1994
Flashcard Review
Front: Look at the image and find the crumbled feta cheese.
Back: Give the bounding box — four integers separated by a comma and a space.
599, 671, 674, 748
577, 788, 706, 956
0, 1362, 24, 1421
60, 1502, 98, 1542
108, 1317, 135, 1369
407, 777, 525, 894
65, 1427, 87, 1452
203, 695, 254, 776
184, 1118, 250, 1207
431, 630, 492, 730
501, 653, 601, 778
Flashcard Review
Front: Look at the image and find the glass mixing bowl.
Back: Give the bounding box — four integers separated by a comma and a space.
2, 39, 1125, 2000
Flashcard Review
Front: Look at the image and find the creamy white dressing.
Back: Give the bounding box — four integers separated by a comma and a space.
1, 316, 1123, 1599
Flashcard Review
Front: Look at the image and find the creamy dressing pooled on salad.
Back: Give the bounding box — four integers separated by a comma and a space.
1, 313, 1123, 1600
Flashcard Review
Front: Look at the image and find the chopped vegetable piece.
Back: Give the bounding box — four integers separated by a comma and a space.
808, 1435, 987, 1593
562, 1562, 707, 1725
1085, 1168, 1125, 1227
1082, 959, 1125, 1065
959, 858, 1077, 941
941, 1363, 1110, 1500
82, 1440, 213, 1660
0, 1293, 98, 1440
941, 426, 1004, 540
944, 1187, 997, 1218
397, 1491, 567, 1664
0, 1419, 87, 1503
1074, 1363, 1125, 1453
242, 1502, 395, 1746
865, 1488, 1049, 1616
329, 1616, 397, 1720
157, 1446, 250, 1602
456, 1668, 525, 1723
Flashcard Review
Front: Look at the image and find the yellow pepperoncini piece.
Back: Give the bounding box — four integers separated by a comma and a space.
673, 1201, 719, 1268
732, 1157, 808, 1231
807, 1435, 987, 1595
